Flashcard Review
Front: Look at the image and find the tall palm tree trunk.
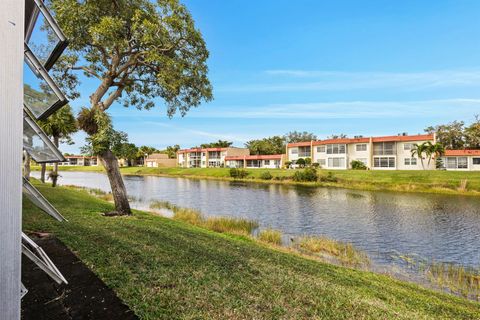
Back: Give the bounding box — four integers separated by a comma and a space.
23, 151, 31, 180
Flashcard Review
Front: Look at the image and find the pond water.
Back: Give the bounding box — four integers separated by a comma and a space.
33, 171, 480, 272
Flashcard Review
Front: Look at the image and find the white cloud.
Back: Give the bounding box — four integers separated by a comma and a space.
217, 69, 480, 93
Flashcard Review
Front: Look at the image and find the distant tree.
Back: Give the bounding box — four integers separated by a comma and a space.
200, 140, 233, 148
137, 145, 158, 159
464, 115, 480, 149
115, 143, 138, 166
327, 133, 348, 139
428, 142, 445, 168
38, 105, 77, 186
284, 131, 317, 143
166, 144, 181, 158
425, 121, 465, 149
245, 136, 285, 155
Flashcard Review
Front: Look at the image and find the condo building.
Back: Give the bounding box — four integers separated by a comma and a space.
177, 147, 250, 168
287, 134, 436, 170
225, 154, 286, 169
440, 150, 480, 171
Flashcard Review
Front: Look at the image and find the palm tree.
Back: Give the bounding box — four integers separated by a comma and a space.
427, 142, 445, 168
411, 142, 429, 170
39, 105, 77, 187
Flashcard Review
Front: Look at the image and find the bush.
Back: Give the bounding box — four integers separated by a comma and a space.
319, 172, 337, 183
312, 162, 320, 168
296, 158, 306, 168
260, 171, 273, 180
284, 161, 292, 168
350, 160, 367, 170
230, 168, 249, 179
293, 168, 318, 182
305, 157, 312, 167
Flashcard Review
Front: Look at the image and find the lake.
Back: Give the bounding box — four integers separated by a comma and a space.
33, 171, 480, 273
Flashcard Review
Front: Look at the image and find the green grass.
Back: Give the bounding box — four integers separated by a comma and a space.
22, 182, 480, 319
36, 165, 480, 196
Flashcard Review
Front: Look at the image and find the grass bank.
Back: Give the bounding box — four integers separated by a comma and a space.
23, 182, 480, 319
39, 165, 480, 196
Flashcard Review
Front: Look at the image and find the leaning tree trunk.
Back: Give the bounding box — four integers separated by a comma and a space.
99, 149, 132, 216
40, 163, 46, 183
51, 136, 59, 187
23, 151, 31, 180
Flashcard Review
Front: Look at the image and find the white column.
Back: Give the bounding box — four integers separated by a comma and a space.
0, 1, 24, 319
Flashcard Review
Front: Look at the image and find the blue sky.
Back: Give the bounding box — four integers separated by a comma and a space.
62, 0, 480, 153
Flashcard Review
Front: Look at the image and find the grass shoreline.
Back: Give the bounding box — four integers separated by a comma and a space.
34, 165, 480, 197
23, 182, 480, 319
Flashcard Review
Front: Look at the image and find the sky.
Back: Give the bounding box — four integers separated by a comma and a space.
61, 0, 480, 153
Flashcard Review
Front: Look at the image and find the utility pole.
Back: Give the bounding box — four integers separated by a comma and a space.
0, 1, 24, 318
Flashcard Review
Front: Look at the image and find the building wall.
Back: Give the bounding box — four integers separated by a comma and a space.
394, 141, 434, 170
146, 159, 177, 168
442, 156, 480, 171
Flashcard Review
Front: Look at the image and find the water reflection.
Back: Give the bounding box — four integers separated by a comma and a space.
33, 171, 480, 269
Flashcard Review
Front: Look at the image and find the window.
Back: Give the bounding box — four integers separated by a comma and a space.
373, 157, 395, 168
356, 144, 367, 151
326, 144, 346, 154
291, 148, 298, 154
404, 157, 417, 166
473, 158, 480, 165
446, 157, 457, 169
202, 152, 206, 157
264, 160, 270, 165
458, 157, 468, 169
328, 157, 345, 168
373, 142, 395, 155
317, 146, 326, 153
403, 143, 413, 151
318, 159, 326, 166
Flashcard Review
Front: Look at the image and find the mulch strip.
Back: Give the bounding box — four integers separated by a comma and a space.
21, 235, 138, 320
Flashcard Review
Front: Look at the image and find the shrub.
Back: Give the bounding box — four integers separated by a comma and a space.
296, 158, 306, 168
350, 160, 367, 170
284, 161, 292, 168
258, 229, 282, 245
293, 168, 318, 182
311, 162, 320, 169
304, 157, 312, 167
230, 168, 249, 179
319, 172, 337, 183
260, 171, 273, 180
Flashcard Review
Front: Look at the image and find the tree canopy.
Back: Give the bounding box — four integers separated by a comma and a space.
284, 131, 317, 143
200, 140, 233, 148
425, 116, 480, 149
245, 136, 285, 155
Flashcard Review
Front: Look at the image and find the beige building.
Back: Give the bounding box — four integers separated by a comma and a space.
145, 153, 177, 168
287, 134, 436, 170
225, 154, 286, 169
58, 155, 99, 166
177, 147, 250, 168
441, 150, 480, 171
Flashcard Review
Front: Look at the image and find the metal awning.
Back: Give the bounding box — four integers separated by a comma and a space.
22, 177, 66, 222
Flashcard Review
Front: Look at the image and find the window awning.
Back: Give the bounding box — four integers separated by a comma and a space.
23, 110, 65, 163
24, 43, 68, 120
22, 177, 66, 222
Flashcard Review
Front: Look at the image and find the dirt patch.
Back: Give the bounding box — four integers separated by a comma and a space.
21, 235, 138, 320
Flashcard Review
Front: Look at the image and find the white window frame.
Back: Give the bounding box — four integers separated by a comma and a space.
317, 145, 325, 153
373, 156, 395, 168
356, 144, 367, 152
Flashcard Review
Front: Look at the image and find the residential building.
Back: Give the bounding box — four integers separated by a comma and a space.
57, 155, 99, 166
145, 153, 176, 167
440, 150, 480, 171
225, 154, 285, 169
287, 134, 436, 170
177, 147, 250, 168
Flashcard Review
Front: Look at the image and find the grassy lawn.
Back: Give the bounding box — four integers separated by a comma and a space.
23, 182, 480, 319
38, 165, 480, 195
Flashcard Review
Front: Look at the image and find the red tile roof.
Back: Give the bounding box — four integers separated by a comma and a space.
225, 154, 284, 161
371, 134, 434, 142
286, 141, 311, 147
64, 155, 97, 159
287, 134, 434, 148
445, 149, 480, 156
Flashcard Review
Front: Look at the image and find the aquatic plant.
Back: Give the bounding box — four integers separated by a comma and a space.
297, 236, 370, 268
258, 229, 282, 245
426, 261, 480, 300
